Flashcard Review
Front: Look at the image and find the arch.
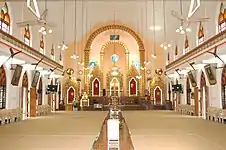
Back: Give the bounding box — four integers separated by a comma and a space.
0, 65, 6, 109
200, 71, 208, 118
67, 86, 75, 104
84, 24, 145, 94
100, 41, 129, 54
92, 78, 100, 96
153, 86, 163, 105
221, 66, 226, 109
186, 77, 191, 105
129, 78, 137, 96
0, 2, 10, 33
24, 24, 31, 46
38, 77, 43, 105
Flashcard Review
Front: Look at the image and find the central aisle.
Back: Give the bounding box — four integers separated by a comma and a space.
0, 111, 107, 150
123, 110, 226, 150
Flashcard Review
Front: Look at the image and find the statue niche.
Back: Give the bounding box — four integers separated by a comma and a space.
150, 69, 165, 105
63, 68, 78, 111
127, 65, 139, 96
89, 66, 103, 96
106, 68, 123, 96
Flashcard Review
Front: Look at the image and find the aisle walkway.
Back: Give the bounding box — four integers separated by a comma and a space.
0, 111, 107, 150
123, 110, 226, 150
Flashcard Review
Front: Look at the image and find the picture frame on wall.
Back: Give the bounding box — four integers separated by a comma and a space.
204, 64, 217, 85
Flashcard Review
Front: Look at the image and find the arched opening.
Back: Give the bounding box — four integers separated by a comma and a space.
221, 66, 226, 109
154, 86, 162, 105
67, 86, 75, 104
129, 78, 137, 96
186, 78, 191, 105
37, 77, 42, 105
200, 71, 208, 119
0, 65, 6, 109
110, 77, 120, 96
48, 79, 53, 106
92, 78, 100, 96
21, 72, 29, 119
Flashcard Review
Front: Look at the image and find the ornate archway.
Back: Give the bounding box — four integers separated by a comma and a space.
84, 24, 145, 96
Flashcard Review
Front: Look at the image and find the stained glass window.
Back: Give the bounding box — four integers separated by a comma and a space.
89, 61, 96, 68
40, 35, 44, 54
111, 54, 119, 63
0, 2, 10, 34
198, 22, 204, 45
218, 3, 226, 33
24, 24, 31, 46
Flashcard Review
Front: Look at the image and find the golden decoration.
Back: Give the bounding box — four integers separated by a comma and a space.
89, 65, 103, 95
127, 65, 139, 96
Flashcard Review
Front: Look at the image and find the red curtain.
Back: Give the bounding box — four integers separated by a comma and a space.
155, 87, 161, 102
130, 79, 136, 95
68, 87, 74, 103
93, 79, 100, 96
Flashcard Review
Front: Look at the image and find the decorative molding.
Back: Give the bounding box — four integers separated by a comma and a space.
0, 30, 63, 71
166, 30, 226, 71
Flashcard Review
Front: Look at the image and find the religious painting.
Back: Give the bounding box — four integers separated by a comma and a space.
188, 70, 197, 87
92, 78, 100, 96
204, 64, 217, 85
129, 78, 137, 96
110, 78, 119, 96
67, 87, 75, 104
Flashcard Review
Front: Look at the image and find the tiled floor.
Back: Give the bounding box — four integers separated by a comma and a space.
1, 110, 226, 150
0, 111, 107, 150
123, 110, 226, 150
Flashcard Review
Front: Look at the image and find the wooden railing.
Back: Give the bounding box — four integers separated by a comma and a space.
166, 30, 226, 71
0, 30, 63, 71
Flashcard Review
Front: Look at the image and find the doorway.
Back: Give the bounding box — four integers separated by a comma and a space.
67, 86, 75, 104
110, 77, 120, 96
154, 86, 162, 105
200, 71, 208, 119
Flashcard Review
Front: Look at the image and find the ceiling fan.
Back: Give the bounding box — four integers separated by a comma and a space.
171, 0, 209, 34
16, 0, 54, 35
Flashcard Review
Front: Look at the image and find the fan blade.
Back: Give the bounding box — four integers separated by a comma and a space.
40, 9, 48, 19
16, 20, 38, 27
171, 10, 184, 20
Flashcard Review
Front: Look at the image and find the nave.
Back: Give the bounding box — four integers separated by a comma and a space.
1, 110, 226, 150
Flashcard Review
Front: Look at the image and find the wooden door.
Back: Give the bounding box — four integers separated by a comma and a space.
30, 88, 37, 117
155, 87, 161, 103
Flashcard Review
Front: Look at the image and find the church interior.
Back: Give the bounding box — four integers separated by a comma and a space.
1, 0, 226, 149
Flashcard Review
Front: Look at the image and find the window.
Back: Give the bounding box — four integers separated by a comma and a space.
183, 35, 189, 54
51, 44, 55, 60
0, 65, 6, 109
174, 45, 178, 60
218, 3, 226, 33
198, 22, 204, 45
0, 2, 10, 34
40, 35, 44, 54
24, 24, 31, 46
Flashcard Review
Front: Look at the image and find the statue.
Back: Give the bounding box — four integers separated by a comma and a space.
80, 92, 89, 107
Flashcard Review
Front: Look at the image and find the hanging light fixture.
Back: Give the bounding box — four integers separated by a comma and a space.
58, 0, 68, 50
175, 0, 191, 35
71, 0, 79, 59
152, 0, 156, 58
160, 0, 171, 50
144, 0, 151, 65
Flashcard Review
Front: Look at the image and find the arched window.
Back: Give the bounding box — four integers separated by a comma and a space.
24, 24, 31, 46
218, 2, 226, 33
0, 2, 10, 33
0, 65, 6, 109
174, 45, 178, 60
183, 35, 189, 54
40, 35, 44, 54
198, 22, 204, 45
221, 66, 226, 109
51, 44, 55, 60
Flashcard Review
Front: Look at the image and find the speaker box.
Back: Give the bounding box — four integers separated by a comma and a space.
103, 89, 106, 96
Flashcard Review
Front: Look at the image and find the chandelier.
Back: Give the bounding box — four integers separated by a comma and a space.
160, 43, 171, 50
176, 25, 191, 34
39, 26, 52, 35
